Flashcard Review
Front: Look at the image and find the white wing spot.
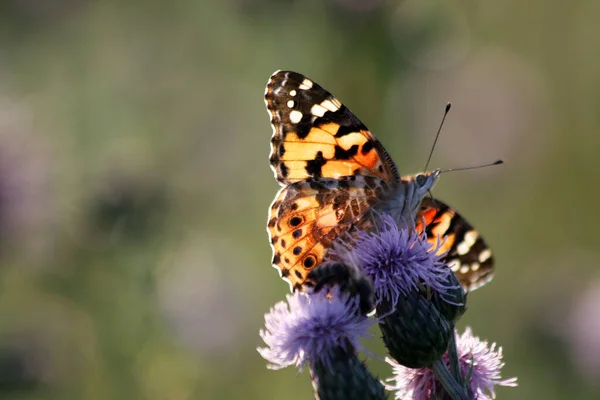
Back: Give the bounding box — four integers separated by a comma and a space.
464, 230, 478, 244
289, 89, 297, 97
310, 103, 328, 117
321, 99, 340, 112
448, 259, 460, 272
457, 242, 469, 256
289, 110, 303, 124
457, 230, 479, 255
478, 249, 491, 263
299, 79, 313, 90
470, 262, 480, 271
460, 265, 470, 274
287, 100, 295, 108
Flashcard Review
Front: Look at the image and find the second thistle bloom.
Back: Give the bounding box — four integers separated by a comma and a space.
258, 288, 374, 371
258, 288, 385, 400
385, 327, 518, 400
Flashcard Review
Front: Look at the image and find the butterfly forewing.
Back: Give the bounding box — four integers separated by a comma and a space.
265, 70, 399, 185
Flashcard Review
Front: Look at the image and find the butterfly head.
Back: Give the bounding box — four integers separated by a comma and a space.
413, 169, 441, 198
386, 169, 441, 223
415, 169, 440, 189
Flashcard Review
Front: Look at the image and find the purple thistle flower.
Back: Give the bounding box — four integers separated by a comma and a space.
346, 213, 457, 308
385, 327, 518, 399
257, 288, 375, 371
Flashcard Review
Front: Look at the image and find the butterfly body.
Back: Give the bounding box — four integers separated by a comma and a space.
265, 71, 494, 293
379, 170, 441, 226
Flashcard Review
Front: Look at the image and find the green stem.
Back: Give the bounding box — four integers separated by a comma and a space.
431, 359, 469, 400
447, 326, 463, 384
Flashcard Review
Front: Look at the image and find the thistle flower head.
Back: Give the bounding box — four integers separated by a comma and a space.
257, 288, 375, 371
347, 213, 456, 308
385, 327, 518, 399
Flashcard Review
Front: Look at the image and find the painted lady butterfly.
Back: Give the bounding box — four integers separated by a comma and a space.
265, 71, 494, 293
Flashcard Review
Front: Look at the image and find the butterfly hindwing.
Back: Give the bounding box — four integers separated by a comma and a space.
416, 197, 494, 292
265, 70, 399, 186
267, 175, 390, 291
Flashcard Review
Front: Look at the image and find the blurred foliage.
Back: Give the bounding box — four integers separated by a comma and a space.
0, 0, 599, 399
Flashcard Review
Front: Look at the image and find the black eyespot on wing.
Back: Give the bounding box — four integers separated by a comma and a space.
303, 255, 316, 269
289, 216, 303, 227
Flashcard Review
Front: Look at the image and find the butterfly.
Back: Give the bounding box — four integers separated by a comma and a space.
265, 70, 494, 293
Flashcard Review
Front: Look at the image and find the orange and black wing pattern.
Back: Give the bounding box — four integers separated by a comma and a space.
265, 71, 398, 291
265, 70, 399, 185
416, 197, 494, 292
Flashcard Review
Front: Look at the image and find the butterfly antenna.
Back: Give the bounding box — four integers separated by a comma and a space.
440, 159, 504, 174
424, 102, 452, 173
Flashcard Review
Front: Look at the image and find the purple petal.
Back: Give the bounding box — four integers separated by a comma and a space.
385, 326, 517, 400
258, 288, 375, 371
344, 213, 456, 308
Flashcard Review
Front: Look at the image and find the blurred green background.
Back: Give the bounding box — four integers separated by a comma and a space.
0, 0, 599, 399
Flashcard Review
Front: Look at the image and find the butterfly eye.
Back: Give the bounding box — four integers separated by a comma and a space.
415, 174, 427, 186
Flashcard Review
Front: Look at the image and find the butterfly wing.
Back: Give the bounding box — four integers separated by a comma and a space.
416, 197, 494, 292
268, 176, 390, 291
265, 70, 401, 291
265, 70, 399, 185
